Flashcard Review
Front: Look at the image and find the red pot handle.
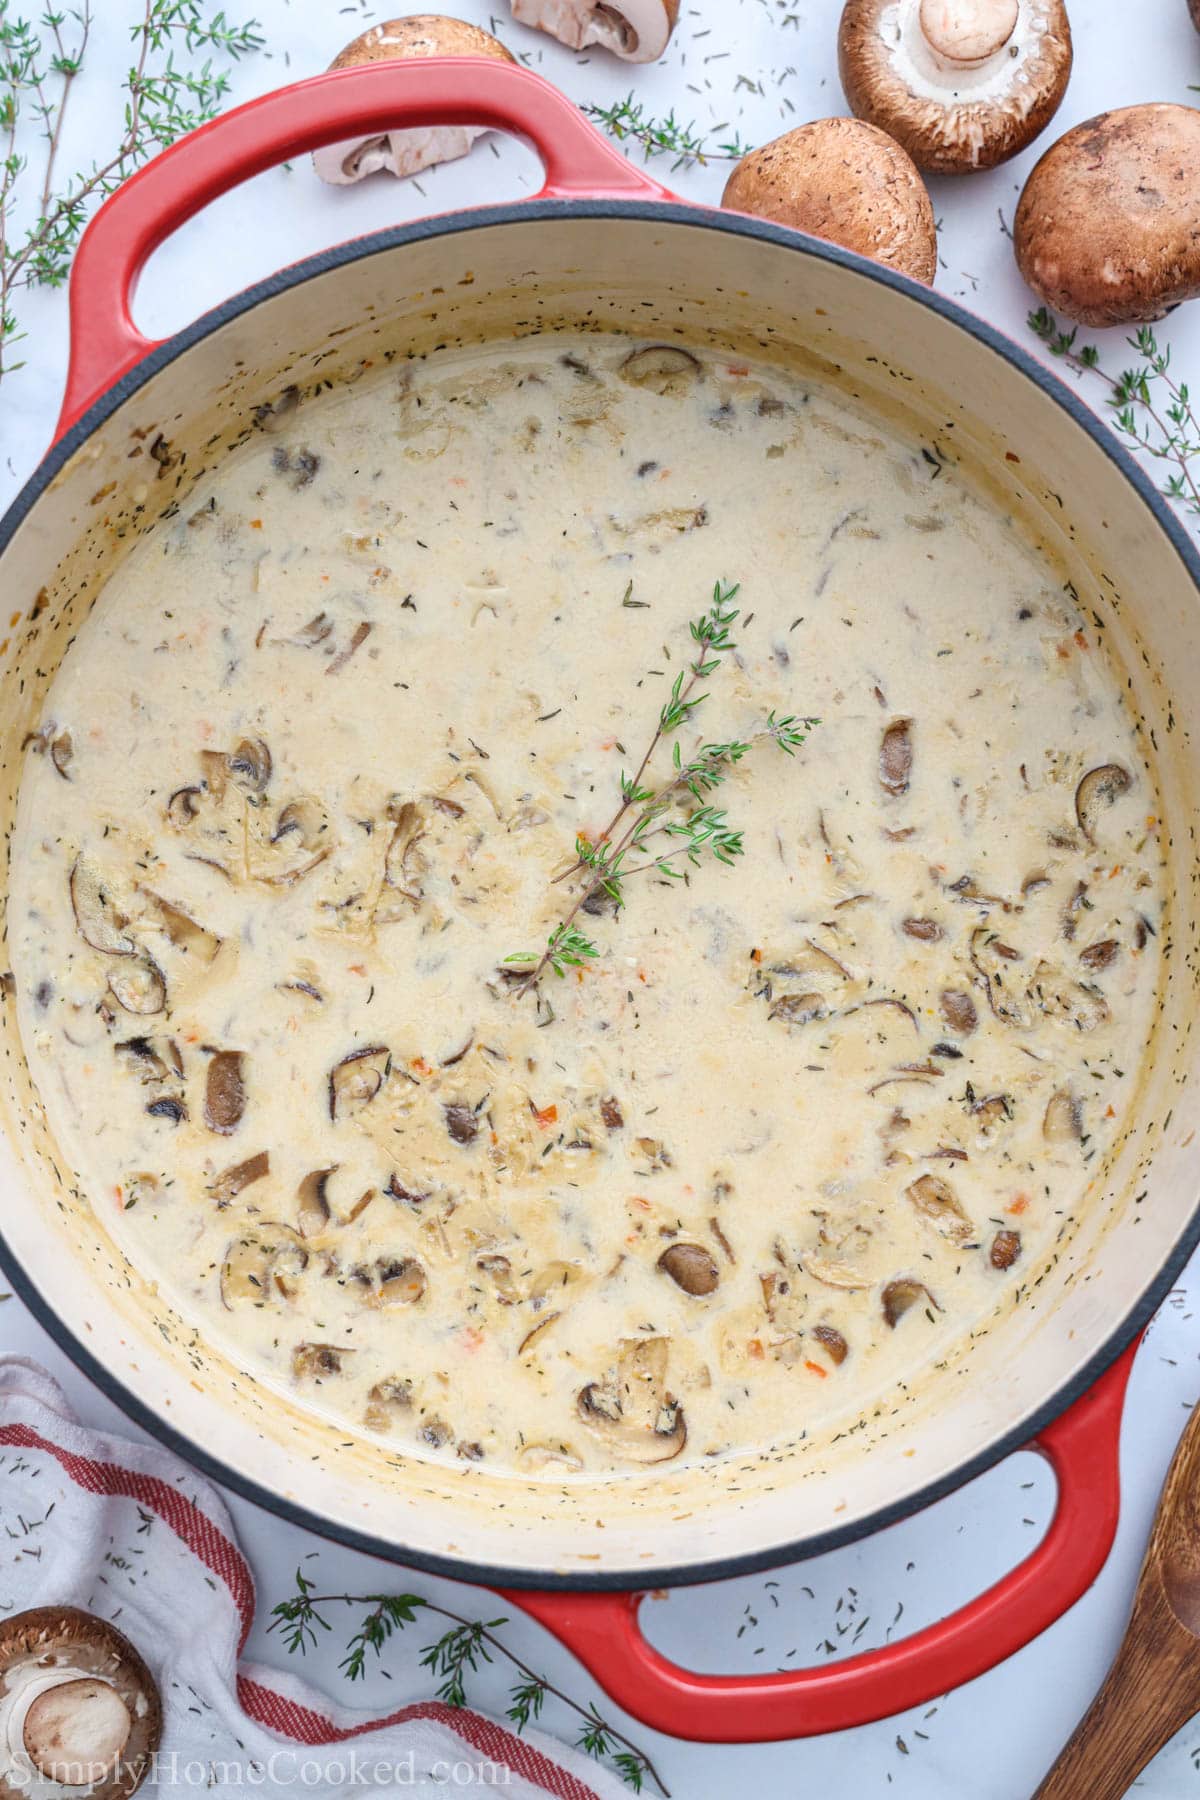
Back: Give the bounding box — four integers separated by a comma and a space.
501, 1340, 1137, 1743
57, 60, 675, 439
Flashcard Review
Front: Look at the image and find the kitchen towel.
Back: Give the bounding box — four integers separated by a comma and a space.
0, 1356, 627, 1798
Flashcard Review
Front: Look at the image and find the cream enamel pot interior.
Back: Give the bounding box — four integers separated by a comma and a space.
1, 59, 1199, 1742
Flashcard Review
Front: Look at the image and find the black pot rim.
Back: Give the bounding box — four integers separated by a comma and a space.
2, 196, 1198, 1596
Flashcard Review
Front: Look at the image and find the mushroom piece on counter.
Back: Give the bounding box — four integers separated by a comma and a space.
1015, 105, 1200, 326
839, 0, 1072, 174
722, 119, 938, 286
312, 17, 516, 186
509, 0, 678, 61
0, 1606, 161, 1800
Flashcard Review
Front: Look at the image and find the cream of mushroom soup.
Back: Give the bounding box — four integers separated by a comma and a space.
9, 333, 1164, 1478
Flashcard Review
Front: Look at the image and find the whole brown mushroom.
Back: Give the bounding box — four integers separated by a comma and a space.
0, 1607, 161, 1800
509, 0, 678, 61
1015, 104, 1200, 326
722, 119, 938, 286
313, 17, 516, 186
839, 0, 1072, 174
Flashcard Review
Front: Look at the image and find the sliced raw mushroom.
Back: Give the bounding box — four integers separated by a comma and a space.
722, 120, 938, 285
107, 953, 167, 1016
329, 1046, 390, 1120
208, 1150, 270, 1206
364, 1376, 414, 1431
1015, 105, 1200, 325
577, 1337, 687, 1464
0, 1605, 162, 1800
1074, 763, 1133, 842
355, 1256, 427, 1307
990, 1228, 1022, 1270
292, 1342, 351, 1379
618, 345, 702, 396
220, 1224, 307, 1306
1043, 1086, 1083, 1143
811, 1323, 849, 1365
879, 718, 913, 795
905, 1172, 974, 1243
510, 0, 678, 60
204, 1050, 246, 1134
839, 0, 1073, 175
314, 17, 516, 185
657, 1242, 720, 1295
69, 858, 134, 955
882, 1276, 941, 1327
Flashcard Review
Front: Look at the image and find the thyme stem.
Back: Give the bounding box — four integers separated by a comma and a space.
0, 0, 263, 385
505, 580, 817, 989
268, 1578, 670, 1797
1028, 307, 1200, 520
583, 94, 751, 170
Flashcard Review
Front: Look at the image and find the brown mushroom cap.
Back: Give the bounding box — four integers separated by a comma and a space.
1014, 104, 1200, 326
721, 119, 937, 286
313, 17, 516, 186
839, 0, 1072, 174
0, 1607, 161, 1800
509, 0, 678, 62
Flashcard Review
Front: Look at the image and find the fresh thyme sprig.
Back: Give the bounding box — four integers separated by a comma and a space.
1028, 307, 1200, 521
0, 1, 263, 384
504, 580, 818, 987
269, 1571, 669, 1797
583, 94, 751, 170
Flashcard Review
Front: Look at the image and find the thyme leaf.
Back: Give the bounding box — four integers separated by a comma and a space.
583, 93, 751, 170
0, 0, 264, 387
1028, 307, 1200, 522
268, 1571, 669, 1796
506, 580, 818, 988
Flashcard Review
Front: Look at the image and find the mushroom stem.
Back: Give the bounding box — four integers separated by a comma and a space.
918, 0, 1019, 67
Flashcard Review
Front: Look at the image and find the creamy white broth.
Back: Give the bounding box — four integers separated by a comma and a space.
9, 333, 1163, 1479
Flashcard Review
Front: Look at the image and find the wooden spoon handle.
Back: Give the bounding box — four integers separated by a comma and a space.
1032, 1592, 1200, 1799
1036, 1397, 1200, 1799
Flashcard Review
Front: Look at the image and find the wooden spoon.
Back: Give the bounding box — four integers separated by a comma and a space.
1035, 1395, 1200, 1798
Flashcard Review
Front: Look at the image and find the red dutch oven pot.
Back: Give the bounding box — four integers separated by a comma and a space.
2, 56, 1197, 1747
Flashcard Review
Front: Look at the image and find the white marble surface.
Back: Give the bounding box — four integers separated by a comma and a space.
3, 3, 1200, 1794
